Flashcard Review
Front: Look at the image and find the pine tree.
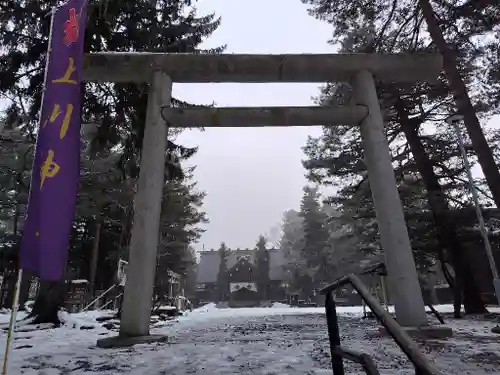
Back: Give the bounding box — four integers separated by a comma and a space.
322, 204, 368, 277
299, 186, 330, 290
216, 242, 230, 302
417, 0, 500, 207
255, 235, 270, 301
300, 0, 496, 314
280, 210, 304, 262
0, 0, 222, 320
182, 246, 198, 297
279, 210, 304, 295
157, 167, 208, 279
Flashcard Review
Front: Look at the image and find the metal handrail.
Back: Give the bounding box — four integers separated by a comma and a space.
99, 292, 123, 310
332, 347, 380, 375
325, 288, 380, 375
80, 284, 116, 312
321, 274, 446, 375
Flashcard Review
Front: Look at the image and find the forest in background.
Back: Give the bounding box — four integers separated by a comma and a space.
272, 0, 500, 317
0, 0, 499, 320
0, 0, 219, 318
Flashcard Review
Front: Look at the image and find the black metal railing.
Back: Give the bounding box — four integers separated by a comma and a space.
320, 273, 445, 375
325, 290, 381, 375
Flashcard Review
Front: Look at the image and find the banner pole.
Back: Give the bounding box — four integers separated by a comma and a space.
1, 269, 23, 375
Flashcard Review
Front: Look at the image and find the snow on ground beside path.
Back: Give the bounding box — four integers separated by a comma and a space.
0, 305, 499, 374
1, 303, 498, 325
177, 303, 500, 323
271, 302, 289, 308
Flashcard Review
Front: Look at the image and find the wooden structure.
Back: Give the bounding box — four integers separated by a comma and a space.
65, 279, 89, 313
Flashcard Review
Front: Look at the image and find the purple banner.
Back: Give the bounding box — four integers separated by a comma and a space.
19, 0, 88, 281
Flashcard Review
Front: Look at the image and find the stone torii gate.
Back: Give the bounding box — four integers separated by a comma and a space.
83, 52, 442, 346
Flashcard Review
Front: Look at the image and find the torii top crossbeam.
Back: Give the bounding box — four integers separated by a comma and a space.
83, 52, 442, 84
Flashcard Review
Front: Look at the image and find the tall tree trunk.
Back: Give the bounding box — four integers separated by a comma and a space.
29, 280, 68, 325
88, 220, 102, 298
396, 98, 488, 315
418, 0, 500, 207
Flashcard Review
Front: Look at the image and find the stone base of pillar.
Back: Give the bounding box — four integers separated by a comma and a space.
379, 325, 453, 340
96, 334, 168, 349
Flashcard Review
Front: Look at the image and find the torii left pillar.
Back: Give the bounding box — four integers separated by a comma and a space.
97, 69, 171, 347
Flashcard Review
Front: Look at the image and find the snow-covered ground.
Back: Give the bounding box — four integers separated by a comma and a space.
1, 304, 499, 374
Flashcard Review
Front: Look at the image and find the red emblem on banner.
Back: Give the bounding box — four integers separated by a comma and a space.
63, 8, 79, 46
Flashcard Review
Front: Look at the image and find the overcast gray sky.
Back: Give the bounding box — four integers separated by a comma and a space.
174, 0, 332, 251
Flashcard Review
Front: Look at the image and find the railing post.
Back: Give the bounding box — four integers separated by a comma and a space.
325, 291, 345, 375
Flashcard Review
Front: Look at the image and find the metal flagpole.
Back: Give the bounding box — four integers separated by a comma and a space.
1, 6, 57, 375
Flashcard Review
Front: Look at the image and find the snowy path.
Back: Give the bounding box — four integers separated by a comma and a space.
1, 305, 500, 374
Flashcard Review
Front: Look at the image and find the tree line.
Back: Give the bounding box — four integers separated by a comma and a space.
275, 0, 500, 317
2, 0, 500, 322
0, 0, 219, 322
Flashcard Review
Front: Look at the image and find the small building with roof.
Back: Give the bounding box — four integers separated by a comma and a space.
195, 248, 288, 305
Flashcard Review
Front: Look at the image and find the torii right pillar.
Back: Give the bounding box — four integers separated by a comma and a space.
353, 69, 428, 327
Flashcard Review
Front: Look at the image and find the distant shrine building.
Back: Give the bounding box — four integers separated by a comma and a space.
196, 248, 288, 306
